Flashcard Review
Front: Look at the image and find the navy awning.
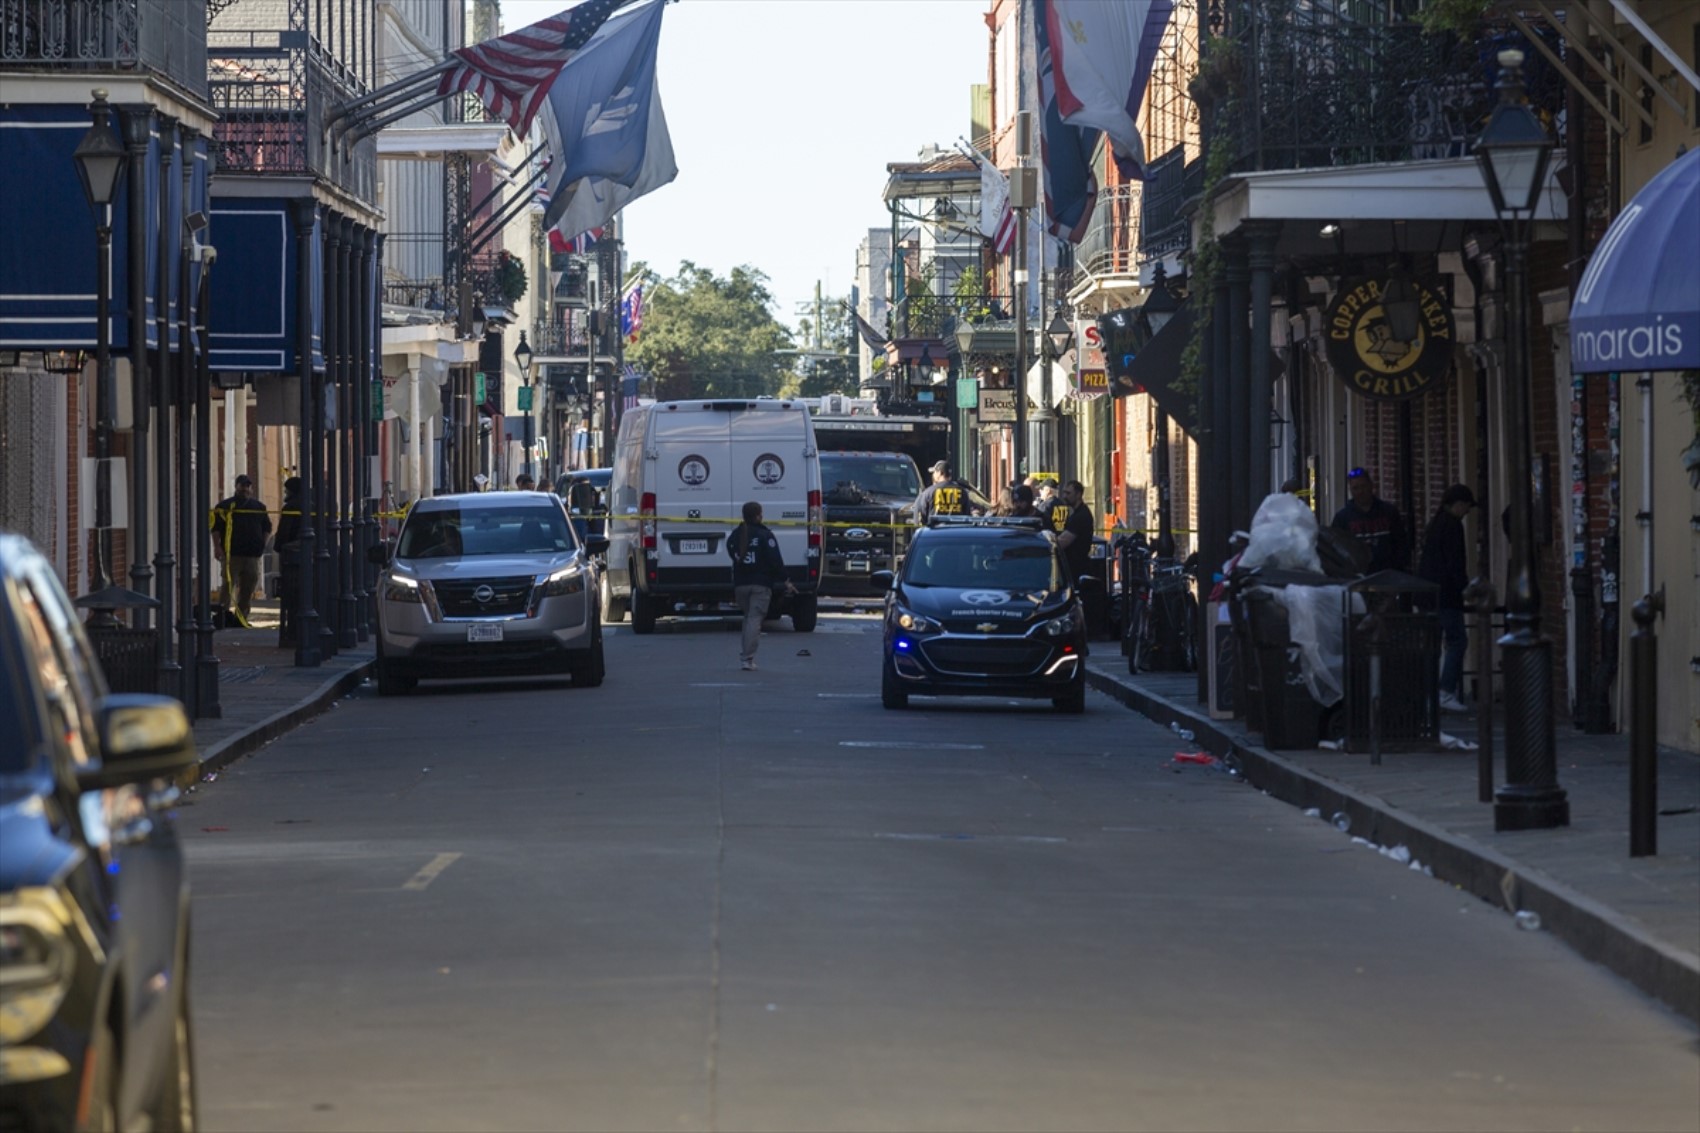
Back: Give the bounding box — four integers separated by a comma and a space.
207, 198, 322, 373
1569, 148, 1698, 373
1101, 303, 1197, 435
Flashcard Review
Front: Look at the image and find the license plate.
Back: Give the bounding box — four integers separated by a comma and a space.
467, 623, 504, 643
847, 560, 870, 572
679, 538, 709, 554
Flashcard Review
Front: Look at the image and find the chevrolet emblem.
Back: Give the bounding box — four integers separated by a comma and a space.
976, 622, 999, 633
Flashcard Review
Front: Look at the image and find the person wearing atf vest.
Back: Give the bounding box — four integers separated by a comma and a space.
912, 460, 973, 523
728, 500, 794, 671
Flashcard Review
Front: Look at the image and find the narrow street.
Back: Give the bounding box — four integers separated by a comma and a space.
184, 611, 1699, 1133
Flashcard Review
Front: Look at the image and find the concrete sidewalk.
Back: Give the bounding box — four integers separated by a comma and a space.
175, 601, 1696, 1025
1083, 654, 1699, 1025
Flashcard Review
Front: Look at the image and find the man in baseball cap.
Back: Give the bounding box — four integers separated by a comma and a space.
913, 460, 973, 523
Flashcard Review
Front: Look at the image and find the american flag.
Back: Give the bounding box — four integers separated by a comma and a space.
621, 364, 642, 412
437, 0, 624, 138
621, 286, 644, 344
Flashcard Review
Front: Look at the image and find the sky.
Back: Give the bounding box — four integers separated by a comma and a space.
504, 0, 990, 334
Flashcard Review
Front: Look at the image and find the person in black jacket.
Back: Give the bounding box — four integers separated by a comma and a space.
1330, 467, 1408, 573
1418, 483, 1476, 712
728, 501, 793, 671
274, 477, 303, 647
210, 474, 272, 624
912, 461, 972, 523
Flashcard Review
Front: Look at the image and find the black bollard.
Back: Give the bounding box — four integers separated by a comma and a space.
1465, 576, 1497, 804
1628, 587, 1664, 858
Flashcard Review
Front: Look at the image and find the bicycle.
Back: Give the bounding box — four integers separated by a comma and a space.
1118, 534, 1199, 674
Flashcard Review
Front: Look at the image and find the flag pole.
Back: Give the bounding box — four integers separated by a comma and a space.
324, 61, 456, 137
465, 170, 549, 257
338, 88, 459, 148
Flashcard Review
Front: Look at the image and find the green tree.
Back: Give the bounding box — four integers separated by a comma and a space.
625, 261, 796, 400
792, 296, 858, 399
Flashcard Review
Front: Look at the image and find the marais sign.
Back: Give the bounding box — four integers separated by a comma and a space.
1324, 277, 1455, 402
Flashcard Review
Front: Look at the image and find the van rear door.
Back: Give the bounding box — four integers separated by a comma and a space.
727, 404, 814, 583
648, 404, 738, 592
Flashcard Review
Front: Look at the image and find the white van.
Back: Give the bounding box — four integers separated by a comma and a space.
599, 399, 822, 634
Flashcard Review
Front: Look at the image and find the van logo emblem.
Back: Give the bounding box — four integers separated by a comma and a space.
687, 509, 701, 519
959, 590, 1009, 605
846, 528, 871, 540
473, 585, 495, 604
678, 455, 710, 486
753, 453, 784, 485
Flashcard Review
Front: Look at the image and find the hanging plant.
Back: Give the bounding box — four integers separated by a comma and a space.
493, 250, 527, 308
1416, 0, 1492, 37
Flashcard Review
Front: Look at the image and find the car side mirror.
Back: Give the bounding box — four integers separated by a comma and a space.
584, 535, 610, 557
367, 543, 390, 565
78, 695, 198, 791
869, 570, 895, 592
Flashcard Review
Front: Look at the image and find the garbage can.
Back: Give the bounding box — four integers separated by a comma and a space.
84, 624, 160, 694
1240, 588, 1325, 750
1344, 570, 1441, 753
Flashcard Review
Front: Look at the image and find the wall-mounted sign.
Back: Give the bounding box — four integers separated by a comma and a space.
1073, 319, 1107, 398
1324, 277, 1455, 402
1075, 369, 1108, 396
978, 389, 1017, 422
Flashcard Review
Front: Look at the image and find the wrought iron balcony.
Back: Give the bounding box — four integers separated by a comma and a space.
1204, 0, 1567, 176
891, 291, 1014, 344
208, 24, 376, 204
1139, 145, 1204, 263
0, 0, 209, 101
1075, 185, 1142, 282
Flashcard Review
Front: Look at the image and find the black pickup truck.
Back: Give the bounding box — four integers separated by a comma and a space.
818, 452, 924, 598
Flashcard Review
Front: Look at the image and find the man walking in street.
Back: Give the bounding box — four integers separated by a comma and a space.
913, 461, 972, 523
1330, 467, 1409, 574
1418, 484, 1477, 713
211, 473, 272, 624
728, 500, 793, 671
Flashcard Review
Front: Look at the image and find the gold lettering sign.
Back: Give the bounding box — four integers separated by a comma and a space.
1324, 277, 1456, 403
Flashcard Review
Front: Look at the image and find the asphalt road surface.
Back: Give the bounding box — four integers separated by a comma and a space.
184, 607, 1700, 1133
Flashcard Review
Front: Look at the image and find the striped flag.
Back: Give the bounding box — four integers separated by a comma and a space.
437, 0, 624, 137
621, 286, 644, 344
621, 364, 642, 412
979, 158, 1016, 256
548, 226, 604, 254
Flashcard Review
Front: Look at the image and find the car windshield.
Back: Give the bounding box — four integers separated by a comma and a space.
821, 456, 920, 500
397, 506, 577, 558
906, 537, 1058, 591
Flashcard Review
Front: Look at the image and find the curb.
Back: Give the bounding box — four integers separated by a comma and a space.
1085, 665, 1700, 1026
187, 661, 374, 783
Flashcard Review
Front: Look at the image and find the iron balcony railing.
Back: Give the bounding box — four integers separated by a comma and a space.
891, 291, 1015, 343
208, 27, 376, 204
1139, 145, 1203, 263
1075, 185, 1142, 282
1207, 0, 1568, 176
0, 0, 208, 101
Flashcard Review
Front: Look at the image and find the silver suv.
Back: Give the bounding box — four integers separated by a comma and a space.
371, 491, 608, 695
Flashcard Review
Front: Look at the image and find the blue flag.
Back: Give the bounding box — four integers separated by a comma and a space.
1030, 0, 1103, 244
540, 0, 665, 230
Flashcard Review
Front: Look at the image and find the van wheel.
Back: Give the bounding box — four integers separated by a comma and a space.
631, 587, 658, 635
881, 657, 908, 709
790, 594, 818, 633
599, 572, 627, 624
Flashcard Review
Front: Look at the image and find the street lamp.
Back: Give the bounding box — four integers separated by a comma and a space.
1045, 307, 1073, 358
1140, 263, 1184, 565
514, 330, 534, 479
1474, 48, 1568, 831
72, 89, 128, 621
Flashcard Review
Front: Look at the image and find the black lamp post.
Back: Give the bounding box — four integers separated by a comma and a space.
72, 90, 129, 625
1139, 264, 1184, 563
514, 330, 534, 479
1474, 48, 1568, 831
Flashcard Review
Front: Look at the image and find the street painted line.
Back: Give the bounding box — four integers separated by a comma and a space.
817, 692, 878, 698
402, 852, 462, 891
691, 682, 753, 688
840, 740, 986, 750
875, 832, 1068, 844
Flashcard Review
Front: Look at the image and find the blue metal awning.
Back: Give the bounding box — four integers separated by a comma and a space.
207, 198, 322, 373
1569, 148, 1699, 373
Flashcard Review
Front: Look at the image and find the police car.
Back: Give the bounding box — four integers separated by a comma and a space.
870, 516, 1088, 713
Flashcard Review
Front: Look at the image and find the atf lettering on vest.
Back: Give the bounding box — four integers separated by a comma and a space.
1050, 503, 1069, 532
934, 486, 966, 515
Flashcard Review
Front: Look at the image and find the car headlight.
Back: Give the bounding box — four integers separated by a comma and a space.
0, 892, 78, 1044
895, 605, 941, 634
1040, 606, 1082, 637
382, 574, 426, 604
540, 564, 585, 597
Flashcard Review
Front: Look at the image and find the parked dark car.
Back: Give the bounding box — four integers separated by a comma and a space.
0, 534, 199, 1131
872, 516, 1089, 713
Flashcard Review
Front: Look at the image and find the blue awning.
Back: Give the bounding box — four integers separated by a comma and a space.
207, 198, 322, 373
1569, 148, 1699, 373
